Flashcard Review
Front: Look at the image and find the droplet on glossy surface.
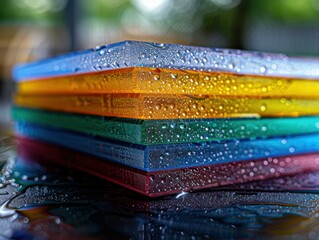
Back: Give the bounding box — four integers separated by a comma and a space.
153, 75, 160, 81
259, 66, 267, 73
260, 104, 267, 112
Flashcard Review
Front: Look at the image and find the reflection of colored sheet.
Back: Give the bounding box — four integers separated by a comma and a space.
12, 107, 319, 145
15, 122, 319, 171
13, 40, 319, 81
14, 94, 319, 119
18, 137, 319, 197
16, 67, 319, 98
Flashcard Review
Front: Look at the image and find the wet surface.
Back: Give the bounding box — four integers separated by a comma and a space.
1, 130, 319, 240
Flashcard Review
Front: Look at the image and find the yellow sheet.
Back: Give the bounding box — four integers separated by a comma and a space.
15, 94, 319, 119
17, 67, 319, 98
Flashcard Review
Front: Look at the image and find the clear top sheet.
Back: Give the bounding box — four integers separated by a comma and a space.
13, 40, 319, 81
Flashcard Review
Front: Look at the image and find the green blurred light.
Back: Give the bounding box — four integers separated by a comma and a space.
253, 0, 319, 22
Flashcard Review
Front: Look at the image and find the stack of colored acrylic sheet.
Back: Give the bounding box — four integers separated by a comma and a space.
12, 40, 319, 197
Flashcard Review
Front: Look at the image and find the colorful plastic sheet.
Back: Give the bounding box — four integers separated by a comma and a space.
13, 41, 319, 81
15, 122, 319, 171
16, 67, 319, 98
14, 94, 319, 119
12, 107, 319, 145
18, 137, 319, 197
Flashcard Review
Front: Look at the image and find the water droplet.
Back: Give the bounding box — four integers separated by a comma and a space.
277, 80, 283, 86
260, 104, 267, 112
202, 57, 207, 64
55, 217, 61, 224
228, 62, 235, 69
161, 124, 168, 129
94, 45, 102, 50
150, 42, 166, 48
289, 147, 295, 153
170, 73, 178, 79
259, 66, 266, 73
94, 65, 102, 71
154, 75, 160, 81
175, 191, 188, 199
150, 175, 154, 181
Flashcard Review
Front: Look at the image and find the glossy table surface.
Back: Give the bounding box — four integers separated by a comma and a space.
1, 127, 319, 240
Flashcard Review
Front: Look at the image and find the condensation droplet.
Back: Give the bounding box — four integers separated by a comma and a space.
55, 217, 61, 224
23, 217, 29, 223
170, 73, 178, 79
150, 175, 154, 181
154, 75, 160, 81
289, 147, 295, 153
260, 104, 267, 112
161, 124, 168, 129
260, 66, 266, 73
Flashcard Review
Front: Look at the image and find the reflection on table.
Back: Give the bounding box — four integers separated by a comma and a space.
0, 133, 319, 240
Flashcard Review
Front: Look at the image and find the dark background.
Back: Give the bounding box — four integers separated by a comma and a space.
1, 0, 319, 123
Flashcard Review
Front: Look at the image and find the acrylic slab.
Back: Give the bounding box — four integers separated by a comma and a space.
14, 94, 319, 119
15, 122, 319, 171
16, 67, 319, 98
12, 107, 319, 145
17, 137, 319, 197
13, 41, 319, 81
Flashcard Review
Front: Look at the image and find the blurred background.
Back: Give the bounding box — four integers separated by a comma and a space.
1, 0, 319, 124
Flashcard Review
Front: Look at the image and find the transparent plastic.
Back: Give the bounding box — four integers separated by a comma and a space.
13, 41, 319, 81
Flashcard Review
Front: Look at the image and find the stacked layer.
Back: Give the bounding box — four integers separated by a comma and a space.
12, 41, 319, 197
